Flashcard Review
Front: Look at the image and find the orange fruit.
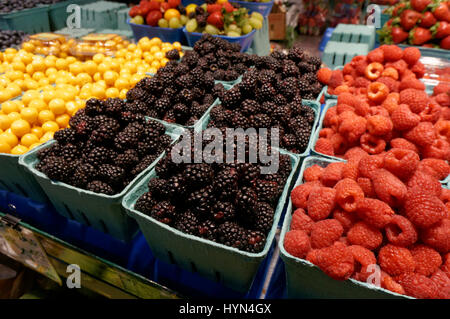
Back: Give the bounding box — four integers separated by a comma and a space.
38, 110, 55, 125
31, 126, 44, 139
0, 114, 12, 130
10, 144, 28, 155
1, 101, 19, 114
40, 131, 54, 143
48, 98, 66, 115
0, 139, 11, 153
20, 133, 39, 147
10, 119, 31, 137
20, 108, 38, 124
41, 121, 59, 133
0, 132, 18, 147
55, 114, 70, 128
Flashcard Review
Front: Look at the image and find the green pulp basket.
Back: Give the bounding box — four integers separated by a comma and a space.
123, 150, 300, 293
19, 128, 180, 242
322, 41, 370, 69
330, 24, 376, 50
0, 6, 50, 33
279, 156, 410, 299
117, 7, 130, 31
47, 0, 96, 31
80, 1, 127, 30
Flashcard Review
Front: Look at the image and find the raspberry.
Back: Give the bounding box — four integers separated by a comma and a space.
320, 162, 345, 187
421, 219, 450, 253
411, 61, 426, 78
365, 62, 383, 80
348, 245, 376, 280
315, 138, 334, 156
435, 120, 450, 140
334, 178, 364, 212
284, 230, 311, 259
395, 273, 438, 299
360, 134, 386, 155
430, 269, 450, 299
441, 105, 450, 120
354, 77, 371, 88
419, 101, 441, 123
381, 45, 403, 62
399, 77, 426, 91
399, 89, 429, 114
433, 82, 450, 96
333, 208, 358, 232
358, 155, 384, 178
310, 219, 344, 249
368, 106, 390, 118
389, 59, 408, 76
338, 114, 367, 143
385, 215, 418, 247
383, 148, 420, 180
336, 103, 354, 114
390, 138, 419, 153
303, 164, 324, 182
341, 161, 359, 180
402, 47, 421, 65
381, 272, 406, 295
372, 168, 408, 207
357, 177, 376, 198
391, 104, 421, 131
344, 147, 368, 162
307, 187, 336, 221
356, 198, 394, 228
312, 242, 355, 280
441, 253, 450, 277
330, 133, 348, 155
347, 221, 383, 250
435, 93, 450, 107
338, 237, 349, 246
381, 67, 399, 80
367, 82, 389, 104
407, 170, 442, 197
354, 57, 368, 75
411, 245, 443, 276
323, 106, 338, 128
290, 208, 314, 235
378, 244, 415, 276
419, 158, 450, 180
366, 115, 393, 137
317, 67, 332, 85
404, 189, 446, 228
342, 64, 354, 75
381, 93, 400, 114
328, 70, 344, 88
422, 139, 450, 161
404, 121, 436, 147
319, 128, 335, 139
367, 47, 384, 63
440, 188, 450, 205
337, 92, 357, 107
377, 76, 399, 93
291, 181, 320, 209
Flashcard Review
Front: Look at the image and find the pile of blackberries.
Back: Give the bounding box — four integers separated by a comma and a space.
36, 98, 172, 195
134, 130, 292, 253
0, 0, 61, 13
0, 30, 27, 51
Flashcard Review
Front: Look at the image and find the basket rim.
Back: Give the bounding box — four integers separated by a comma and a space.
127, 18, 183, 31
182, 26, 256, 40
123, 149, 299, 259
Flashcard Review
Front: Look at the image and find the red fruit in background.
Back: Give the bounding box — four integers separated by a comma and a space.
419, 11, 437, 27
207, 11, 224, 29
139, 1, 153, 16
440, 35, 450, 49
409, 27, 432, 45
146, 10, 162, 26
411, 0, 431, 12
223, 2, 235, 13
391, 27, 409, 43
167, 0, 180, 9
147, 1, 161, 12
431, 21, 450, 38
432, 2, 450, 22
160, 2, 171, 12
129, 5, 143, 17
392, 3, 407, 17
207, 4, 222, 13
400, 9, 422, 31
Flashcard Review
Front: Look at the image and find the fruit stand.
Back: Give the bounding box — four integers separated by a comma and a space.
0, 0, 449, 302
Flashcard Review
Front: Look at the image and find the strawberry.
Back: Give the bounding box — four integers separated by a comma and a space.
400, 9, 422, 31
139, 1, 154, 16
441, 35, 450, 49
207, 11, 224, 29
431, 21, 450, 38
420, 11, 438, 27
411, 0, 432, 12
391, 27, 409, 43
167, 0, 180, 9
222, 2, 235, 13
207, 4, 222, 14
409, 27, 432, 45
432, 3, 450, 22
393, 3, 407, 17
146, 10, 162, 26
402, 47, 421, 65
147, 1, 161, 12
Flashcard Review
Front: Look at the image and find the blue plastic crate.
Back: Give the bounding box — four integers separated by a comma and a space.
183, 27, 256, 52
229, 0, 274, 18
128, 19, 184, 43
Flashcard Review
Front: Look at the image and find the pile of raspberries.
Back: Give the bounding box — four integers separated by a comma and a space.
284, 150, 450, 299
315, 45, 450, 165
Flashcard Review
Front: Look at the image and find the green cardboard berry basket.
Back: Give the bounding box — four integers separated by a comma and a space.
311, 100, 449, 184
122, 149, 300, 293
19, 127, 180, 242
279, 155, 411, 299
0, 6, 51, 34
80, 1, 127, 30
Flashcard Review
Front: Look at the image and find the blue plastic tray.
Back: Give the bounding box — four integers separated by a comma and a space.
229, 0, 274, 17
183, 27, 256, 52
128, 19, 184, 43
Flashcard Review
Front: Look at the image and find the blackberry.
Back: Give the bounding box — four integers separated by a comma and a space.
98, 164, 125, 188
212, 83, 226, 100
307, 55, 322, 69
157, 71, 175, 88
185, 163, 213, 187
280, 77, 299, 100
155, 156, 180, 179
138, 77, 162, 95
150, 201, 176, 225
54, 128, 76, 145
221, 86, 242, 109
71, 114, 95, 138
282, 134, 298, 150
197, 220, 218, 241
84, 98, 105, 116
298, 79, 310, 93
173, 103, 189, 122
273, 94, 287, 106
104, 98, 125, 117
71, 163, 96, 188
131, 154, 158, 176
174, 63, 190, 76
235, 186, 258, 221
272, 105, 291, 124
145, 120, 166, 137
224, 70, 239, 81
234, 63, 248, 75
289, 116, 311, 132
254, 202, 275, 233
90, 126, 116, 144
303, 92, 316, 100
236, 163, 260, 185
249, 113, 271, 129
178, 88, 194, 105
278, 154, 292, 178
126, 87, 147, 102
214, 167, 238, 200
186, 185, 215, 215
86, 180, 115, 195
203, 73, 215, 91
40, 157, 71, 182
291, 95, 303, 108
85, 146, 114, 166
287, 46, 305, 63
165, 49, 180, 60
163, 110, 176, 123
153, 97, 171, 116
297, 62, 314, 74
239, 75, 258, 96
135, 192, 156, 215
270, 50, 287, 61
253, 179, 280, 204
259, 101, 276, 116
295, 127, 311, 152
174, 210, 199, 235
243, 230, 266, 253
212, 201, 236, 223
147, 178, 169, 200
190, 67, 205, 86
213, 69, 226, 80
241, 99, 259, 116
197, 14, 207, 27
202, 94, 215, 106
165, 174, 187, 200
258, 69, 277, 85
176, 74, 193, 89
231, 111, 249, 128
60, 144, 80, 162
302, 72, 317, 85
311, 82, 323, 96
125, 100, 148, 115
257, 83, 276, 102
281, 62, 299, 78
114, 125, 141, 151
217, 221, 247, 250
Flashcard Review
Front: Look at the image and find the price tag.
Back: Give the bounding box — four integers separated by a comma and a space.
0, 220, 62, 285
